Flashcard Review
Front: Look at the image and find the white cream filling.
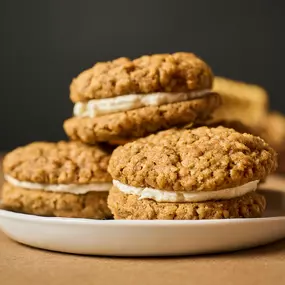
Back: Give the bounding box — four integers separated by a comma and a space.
74, 90, 210, 117
113, 180, 259, 203
5, 175, 111, 195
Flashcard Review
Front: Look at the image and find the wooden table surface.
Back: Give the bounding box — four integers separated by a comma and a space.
1, 154, 285, 285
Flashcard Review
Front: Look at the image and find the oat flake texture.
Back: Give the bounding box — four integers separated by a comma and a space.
108, 127, 277, 192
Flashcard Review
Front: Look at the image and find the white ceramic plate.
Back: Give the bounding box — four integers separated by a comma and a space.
1, 189, 285, 256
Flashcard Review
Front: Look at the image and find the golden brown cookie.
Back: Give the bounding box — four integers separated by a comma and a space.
108, 127, 277, 192
3, 141, 112, 184
108, 186, 265, 220
107, 127, 276, 220
2, 183, 111, 219
202, 114, 285, 175
64, 53, 220, 143
64, 93, 220, 143
209, 113, 285, 174
211, 77, 268, 129
70, 53, 213, 101
2, 141, 113, 219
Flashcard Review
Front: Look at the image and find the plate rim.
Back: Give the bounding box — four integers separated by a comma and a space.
1, 209, 285, 227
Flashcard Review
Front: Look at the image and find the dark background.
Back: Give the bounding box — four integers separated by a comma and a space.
0, 0, 284, 150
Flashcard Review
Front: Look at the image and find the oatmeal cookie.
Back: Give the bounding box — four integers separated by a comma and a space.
2, 183, 111, 219
64, 93, 220, 143
3, 141, 112, 184
108, 127, 277, 192
2, 141, 113, 219
108, 186, 265, 220
70, 52, 213, 101
65, 53, 219, 143
211, 77, 268, 129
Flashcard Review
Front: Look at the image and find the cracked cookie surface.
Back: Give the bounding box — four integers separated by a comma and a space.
70, 52, 213, 102
108, 127, 277, 192
3, 141, 113, 184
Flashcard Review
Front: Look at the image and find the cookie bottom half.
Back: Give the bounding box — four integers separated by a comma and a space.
64, 93, 220, 143
1, 182, 112, 219
108, 186, 266, 220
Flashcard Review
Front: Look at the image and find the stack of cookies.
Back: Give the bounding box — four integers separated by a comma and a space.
1, 53, 278, 220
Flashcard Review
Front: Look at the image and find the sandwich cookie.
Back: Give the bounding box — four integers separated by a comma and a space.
107, 127, 277, 220
1, 141, 113, 219
64, 53, 221, 143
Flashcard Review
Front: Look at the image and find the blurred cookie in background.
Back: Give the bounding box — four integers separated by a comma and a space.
211, 76, 268, 130
210, 76, 285, 174
258, 112, 285, 174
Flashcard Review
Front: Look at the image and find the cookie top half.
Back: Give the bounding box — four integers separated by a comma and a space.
3, 141, 112, 184
108, 127, 277, 192
70, 52, 213, 102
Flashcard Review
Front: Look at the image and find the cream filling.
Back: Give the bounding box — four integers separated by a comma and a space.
5, 175, 111, 194
74, 90, 210, 117
113, 180, 259, 203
